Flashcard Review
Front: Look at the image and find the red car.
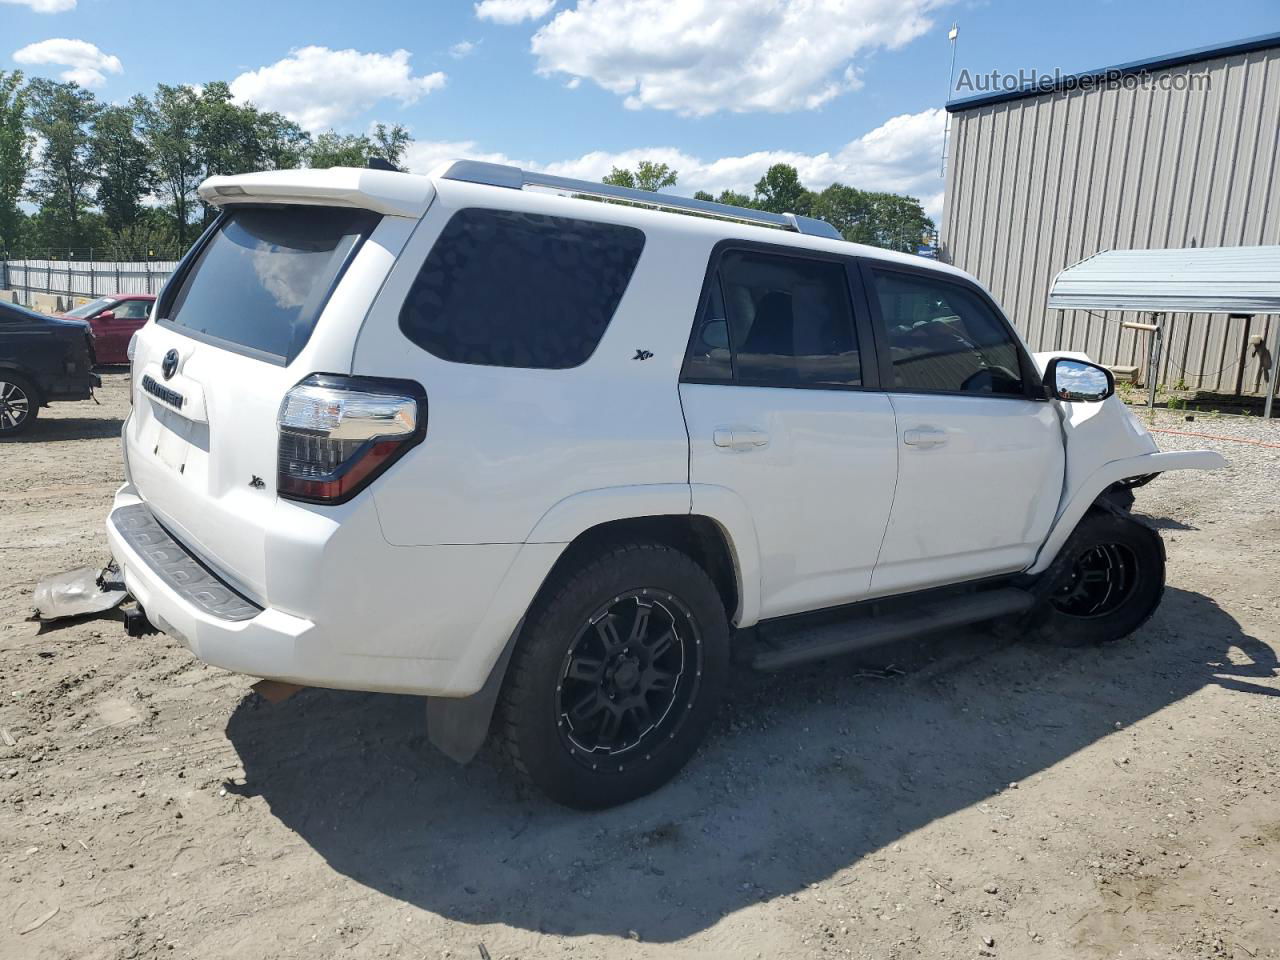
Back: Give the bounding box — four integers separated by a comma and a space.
62, 294, 155, 365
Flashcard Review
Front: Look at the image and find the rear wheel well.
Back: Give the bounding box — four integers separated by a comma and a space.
546, 515, 739, 621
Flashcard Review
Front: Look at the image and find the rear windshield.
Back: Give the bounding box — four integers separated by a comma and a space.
160, 206, 381, 363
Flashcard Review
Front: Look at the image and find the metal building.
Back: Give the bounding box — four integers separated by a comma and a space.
940, 31, 1280, 400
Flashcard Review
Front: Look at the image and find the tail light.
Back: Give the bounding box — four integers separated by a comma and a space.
277, 374, 426, 504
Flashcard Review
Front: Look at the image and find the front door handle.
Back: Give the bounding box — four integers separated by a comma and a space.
713, 427, 770, 450
903, 427, 948, 447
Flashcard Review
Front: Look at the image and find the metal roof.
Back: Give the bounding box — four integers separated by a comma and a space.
946, 30, 1280, 113
1047, 246, 1280, 314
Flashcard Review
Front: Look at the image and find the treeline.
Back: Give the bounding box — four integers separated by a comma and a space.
0, 71, 413, 259
603, 160, 934, 253
0, 70, 933, 262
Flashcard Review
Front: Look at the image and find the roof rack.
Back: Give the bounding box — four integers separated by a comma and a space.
438, 159, 843, 241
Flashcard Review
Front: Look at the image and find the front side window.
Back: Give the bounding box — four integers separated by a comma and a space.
162, 205, 380, 363
113, 300, 152, 320
399, 208, 645, 369
66, 297, 113, 319
871, 270, 1024, 396
684, 250, 861, 388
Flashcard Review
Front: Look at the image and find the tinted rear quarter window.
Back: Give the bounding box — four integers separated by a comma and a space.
161, 206, 380, 363
399, 208, 645, 369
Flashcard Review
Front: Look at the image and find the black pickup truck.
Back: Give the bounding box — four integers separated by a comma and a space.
0, 299, 101, 437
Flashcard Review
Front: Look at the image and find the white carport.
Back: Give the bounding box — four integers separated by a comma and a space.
1048, 246, 1280, 417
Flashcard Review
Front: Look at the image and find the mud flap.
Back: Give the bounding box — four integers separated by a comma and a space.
425, 619, 523, 764
30, 561, 127, 622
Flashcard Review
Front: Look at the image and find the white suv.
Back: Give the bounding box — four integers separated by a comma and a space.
106, 160, 1225, 808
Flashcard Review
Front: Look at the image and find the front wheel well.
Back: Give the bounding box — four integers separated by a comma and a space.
545, 515, 739, 622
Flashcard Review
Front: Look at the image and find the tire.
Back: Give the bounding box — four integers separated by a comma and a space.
498, 541, 730, 809
1033, 509, 1165, 647
0, 374, 39, 438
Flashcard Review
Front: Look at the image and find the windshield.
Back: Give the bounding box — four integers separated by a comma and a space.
66, 297, 113, 318
161, 205, 381, 363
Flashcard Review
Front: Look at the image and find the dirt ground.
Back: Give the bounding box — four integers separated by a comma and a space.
1, 373, 1277, 960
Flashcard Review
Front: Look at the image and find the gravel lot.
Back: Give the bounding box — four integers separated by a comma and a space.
1, 374, 1277, 960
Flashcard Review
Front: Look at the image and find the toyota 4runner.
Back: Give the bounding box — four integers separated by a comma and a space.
105, 161, 1226, 808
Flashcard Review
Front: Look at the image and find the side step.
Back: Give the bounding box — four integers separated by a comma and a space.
750, 587, 1037, 672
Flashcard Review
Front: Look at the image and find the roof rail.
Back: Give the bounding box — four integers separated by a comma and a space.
438, 159, 843, 241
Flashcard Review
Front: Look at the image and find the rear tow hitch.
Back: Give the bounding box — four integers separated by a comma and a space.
122, 604, 160, 638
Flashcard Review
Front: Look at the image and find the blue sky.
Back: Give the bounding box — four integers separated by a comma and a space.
4, 0, 1278, 217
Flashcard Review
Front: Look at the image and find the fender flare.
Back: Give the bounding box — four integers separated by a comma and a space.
1026, 449, 1227, 574
526, 482, 762, 626
524, 483, 692, 543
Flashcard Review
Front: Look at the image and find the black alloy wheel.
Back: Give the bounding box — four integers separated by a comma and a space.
556, 592, 701, 767
0, 378, 35, 436
499, 542, 729, 809
1049, 542, 1139, 619
1035, 509, 1165, 647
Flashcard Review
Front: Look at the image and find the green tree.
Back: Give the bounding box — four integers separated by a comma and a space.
371, 123, 411, 167
26, 78, 101, 249
307, 131, 374, 169
91, 104, 151, 236
752, 163, 813, 215
193, 82, 309, 225
810, 183, 873, 241
308, 124, 411, 170
0, 71, 30, 251
602, 160, 678, 192
714, 188, 754, 208
863, 191, 932, 253
134, 84, 202, 246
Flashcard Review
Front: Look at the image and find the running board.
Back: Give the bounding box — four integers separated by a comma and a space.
750, 587, 1037, 672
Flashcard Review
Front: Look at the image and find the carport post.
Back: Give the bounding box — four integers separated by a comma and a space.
1146, 312, 1164, 409
1266, 319, 1280, 420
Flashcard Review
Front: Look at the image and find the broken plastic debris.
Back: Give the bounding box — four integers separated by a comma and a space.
30, 562, 127, 622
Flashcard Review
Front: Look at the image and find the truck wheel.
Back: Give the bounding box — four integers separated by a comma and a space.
498, 542, 729, 809
1035, 510, 1165, 647
0, 375, 38, 437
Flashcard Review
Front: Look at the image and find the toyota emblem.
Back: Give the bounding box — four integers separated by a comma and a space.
162, 349, 179, 380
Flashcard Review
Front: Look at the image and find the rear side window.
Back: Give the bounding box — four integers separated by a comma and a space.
870, 269, 1024, 396
684, 250, 861, 388
399, 208, 645, 369
161, 206, 380, 364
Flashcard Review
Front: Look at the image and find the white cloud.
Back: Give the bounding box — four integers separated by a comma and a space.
12, 38, 122, 87
229, 46, 446, 132
1, 0, 76, 13
530, 0, 942, 115
475, 0, 556, 24
449, 40, 478, 59
403, 107, 947, 218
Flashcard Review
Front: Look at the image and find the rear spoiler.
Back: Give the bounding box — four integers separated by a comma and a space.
199, 167, 434, 219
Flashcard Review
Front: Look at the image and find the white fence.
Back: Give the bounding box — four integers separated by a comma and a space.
1, 258, 180, 308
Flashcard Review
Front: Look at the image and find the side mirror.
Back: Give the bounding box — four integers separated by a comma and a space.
1044, 357, 1114, 403
97, 309, 116, 322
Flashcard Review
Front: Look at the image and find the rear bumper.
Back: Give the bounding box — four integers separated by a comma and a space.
105, 484, 563, 696
43, 371, 100, 402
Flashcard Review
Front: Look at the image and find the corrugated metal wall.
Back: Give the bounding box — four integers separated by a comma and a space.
941, 45, 1280, 397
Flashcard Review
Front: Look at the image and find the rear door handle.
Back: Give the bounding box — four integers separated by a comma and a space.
713, 427, 770, 450
903, 427, 948, 447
